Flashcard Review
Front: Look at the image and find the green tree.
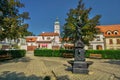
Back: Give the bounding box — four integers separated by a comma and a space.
0, 0, 31, 41
63, 0, 101, 45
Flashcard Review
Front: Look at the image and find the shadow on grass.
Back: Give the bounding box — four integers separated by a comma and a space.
104, 60, 120, 65
0, 57, 33, 65
0, 71, 51, 80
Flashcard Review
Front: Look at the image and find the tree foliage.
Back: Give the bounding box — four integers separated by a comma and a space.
63, 0, 101, 45
0, 0, 32, 41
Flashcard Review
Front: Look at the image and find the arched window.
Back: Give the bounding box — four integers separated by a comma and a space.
114, 31, 119, 35
106, 31, 112, 35
96, 45, 102, 50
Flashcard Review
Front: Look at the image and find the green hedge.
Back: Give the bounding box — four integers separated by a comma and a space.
34, 49, 74, 57
0, 50, 26, 58
86, 50, 120, 59
34, 49, 120, 59
34, 49, 61, 57
10, 50, 26, 58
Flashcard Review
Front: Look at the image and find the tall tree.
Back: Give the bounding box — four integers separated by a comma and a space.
63, 0, 101, 45
0, 0, 31, 41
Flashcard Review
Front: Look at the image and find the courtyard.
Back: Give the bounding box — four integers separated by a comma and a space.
0, 51, 120, 80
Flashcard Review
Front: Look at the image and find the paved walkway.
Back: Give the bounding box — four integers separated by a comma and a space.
0, 51, 120, 80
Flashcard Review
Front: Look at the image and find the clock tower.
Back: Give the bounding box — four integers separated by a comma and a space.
54, 18, 60, 35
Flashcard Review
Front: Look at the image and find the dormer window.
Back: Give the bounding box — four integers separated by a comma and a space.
108, 33, 110, 35
114, 31, 118, 35
106, 31, 112, 35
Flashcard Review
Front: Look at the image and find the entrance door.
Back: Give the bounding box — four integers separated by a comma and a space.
27, 46, 37, 51
96, 45, 102, 50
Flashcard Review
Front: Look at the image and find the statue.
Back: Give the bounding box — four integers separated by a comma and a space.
74, 17, 86, 61
74, 40, 85, 61
72, 16, 88, 74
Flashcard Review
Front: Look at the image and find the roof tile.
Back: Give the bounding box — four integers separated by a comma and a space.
97, 24, 120, 37
40, 32, 59, 36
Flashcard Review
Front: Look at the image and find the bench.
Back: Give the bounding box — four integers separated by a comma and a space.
63, 53, 74, 58
0, 53, 12, 60
89, 54, 102, 59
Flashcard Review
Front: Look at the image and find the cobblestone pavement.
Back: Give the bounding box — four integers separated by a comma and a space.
0, 51, 120, 80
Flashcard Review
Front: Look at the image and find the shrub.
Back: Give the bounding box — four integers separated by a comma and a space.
10, 50, 26, 58
34, 49, 74, 57
34, 49, 120, 59
0, 50, 26, 58
34, 49, 53, 57
86, 50, 120, 59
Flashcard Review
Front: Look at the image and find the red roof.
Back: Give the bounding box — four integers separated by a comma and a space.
97, 24, 120, 37
26, 37, 37, 42
37, 41, 51, 43
40, 32, 59, 36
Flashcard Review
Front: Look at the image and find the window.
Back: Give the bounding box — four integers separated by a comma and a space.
41, 44, 47, 48
96, 45, 102, 50
108, 33, 110, 35
106, 31, 112, 35
117, 39, 120, 44
109, 39, 113, 44
47, 37, 50, 40
88, 45, 93, 49
96, 38, 100, 41
95, 36, 100, 41
114, 31, 118, 35
42, 36, 44, 40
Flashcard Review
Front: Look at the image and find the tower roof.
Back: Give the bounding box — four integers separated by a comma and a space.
54, 17, 60, 25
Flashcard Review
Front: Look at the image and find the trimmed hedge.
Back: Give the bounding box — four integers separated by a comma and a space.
10, 50, 26, 58
0, 50, 26, 58
86, 50, 120, 59
34, 49, 74, 57
34, 49, 120, 59
34, 49, 61, 57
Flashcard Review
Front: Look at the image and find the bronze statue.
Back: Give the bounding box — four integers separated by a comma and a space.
72, 16, 88, 74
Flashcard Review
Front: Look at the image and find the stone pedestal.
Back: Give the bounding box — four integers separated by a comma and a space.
72, 61, 88, 74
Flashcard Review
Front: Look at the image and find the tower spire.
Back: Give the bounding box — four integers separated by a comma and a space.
54, 17, 60, 35
54, 17, 60, 25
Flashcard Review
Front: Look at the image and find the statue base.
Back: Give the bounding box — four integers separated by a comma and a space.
72, 61, 88, 74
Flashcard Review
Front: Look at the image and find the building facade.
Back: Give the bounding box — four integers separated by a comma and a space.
97, 25, 120, 50
89, 34, 105, 50
26, 18, 61, 51
25, 18, 120, 51
37, 32, 60, 49
26, 36, 37, 51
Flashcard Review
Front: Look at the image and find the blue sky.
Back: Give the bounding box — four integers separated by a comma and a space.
21, 0, 120, 35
